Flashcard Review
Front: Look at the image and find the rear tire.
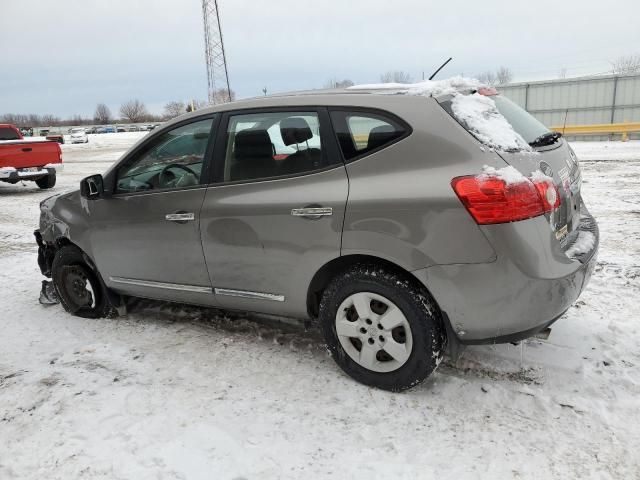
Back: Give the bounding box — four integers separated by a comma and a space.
51, 245, 117, 319
36, 172, 56, 189
319, 264, 446, 391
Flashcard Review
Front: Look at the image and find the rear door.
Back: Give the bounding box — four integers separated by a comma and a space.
200, 108, 348, 317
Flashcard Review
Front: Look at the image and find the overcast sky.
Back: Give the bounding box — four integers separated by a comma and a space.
1, 0, 638, 118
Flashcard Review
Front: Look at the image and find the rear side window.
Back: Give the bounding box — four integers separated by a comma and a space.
0, 127, 20, 140
330, 111, 407, 161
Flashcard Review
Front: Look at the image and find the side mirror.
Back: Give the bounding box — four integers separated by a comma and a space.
80, 174, 104, 199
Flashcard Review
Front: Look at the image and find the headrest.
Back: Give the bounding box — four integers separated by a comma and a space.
366, 125, 398, 151
280, 117, 313, 146
234, 129, 273, 159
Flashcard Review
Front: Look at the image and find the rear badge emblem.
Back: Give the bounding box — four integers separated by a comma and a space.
539, 161, 553, 177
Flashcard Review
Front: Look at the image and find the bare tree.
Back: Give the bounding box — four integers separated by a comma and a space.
164, 101, 186, 119
70, 114, 90, 126
495, 66, 513, 85
324, 78, 355, 89
41, 114, 60, 126
119, 99, 148, 123
380, 71, 413, 84
559, 67, 567, 79
476, 71, 497, 85
94, 103, 112, 124
611, 54, 640, 74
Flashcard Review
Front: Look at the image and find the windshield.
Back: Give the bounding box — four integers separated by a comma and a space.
71, 128, 84, 133
491, 95, 551, 145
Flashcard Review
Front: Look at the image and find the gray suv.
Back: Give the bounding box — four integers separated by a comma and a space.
35, 88, 598, 391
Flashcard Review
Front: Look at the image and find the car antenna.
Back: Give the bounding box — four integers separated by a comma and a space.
562, 108, 569, 136
428, 57, 453, 81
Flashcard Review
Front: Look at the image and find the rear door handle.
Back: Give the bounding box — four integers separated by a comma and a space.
21, 147, 32, 152
291, 206, 333, 219
165, 212, 195, 223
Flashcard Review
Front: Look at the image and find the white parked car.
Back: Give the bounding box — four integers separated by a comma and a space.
69, 128, 89, 144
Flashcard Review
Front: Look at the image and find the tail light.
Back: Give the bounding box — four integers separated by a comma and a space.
451, 174, 561, 225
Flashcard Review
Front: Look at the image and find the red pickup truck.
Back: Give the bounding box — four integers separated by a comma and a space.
0, 124, 62, 189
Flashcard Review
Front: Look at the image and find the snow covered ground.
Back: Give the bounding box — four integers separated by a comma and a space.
0, 137, 639, 479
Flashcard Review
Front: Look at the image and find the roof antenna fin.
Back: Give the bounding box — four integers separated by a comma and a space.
428, 57, 453, 81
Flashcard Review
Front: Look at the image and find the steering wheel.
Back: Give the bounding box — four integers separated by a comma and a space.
158, 163, 198, 188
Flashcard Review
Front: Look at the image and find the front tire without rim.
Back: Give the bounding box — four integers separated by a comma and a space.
51, 245, 116, 319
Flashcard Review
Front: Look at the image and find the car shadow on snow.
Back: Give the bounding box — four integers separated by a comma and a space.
122, 297, 543, 387
124, 297, 327, 353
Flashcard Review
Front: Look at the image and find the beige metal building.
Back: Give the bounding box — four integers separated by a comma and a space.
499, 73, 640, 140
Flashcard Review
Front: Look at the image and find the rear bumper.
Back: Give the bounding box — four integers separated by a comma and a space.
413, 208, 599, 344
0, 164, 62, 181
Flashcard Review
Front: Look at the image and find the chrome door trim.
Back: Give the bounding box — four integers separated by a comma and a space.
165, 212, 195, 222
290, 207, 333, 218
110, 276, 212, 294
214, 287, 285, 302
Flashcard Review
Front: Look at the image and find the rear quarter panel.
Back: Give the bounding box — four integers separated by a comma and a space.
342, 96, 502, 271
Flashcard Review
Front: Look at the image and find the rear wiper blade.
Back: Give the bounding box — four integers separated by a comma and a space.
529, 131, 562, 147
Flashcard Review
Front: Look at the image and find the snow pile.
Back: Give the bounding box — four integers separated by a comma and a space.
349, 76, 531, 152
570, 140, 640, 162
451, 93, 531, 152
530, 169, 554, 183
565, 230, 596, 258
480, 165, 528, 185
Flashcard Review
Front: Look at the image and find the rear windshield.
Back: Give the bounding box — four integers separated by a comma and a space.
439, 93, 552, 150
0, 127, 20, 140
491, 95, 550, 144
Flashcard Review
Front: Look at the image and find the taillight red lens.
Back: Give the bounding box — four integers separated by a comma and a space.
451, 174, 561, 225
533, 179, 561, 212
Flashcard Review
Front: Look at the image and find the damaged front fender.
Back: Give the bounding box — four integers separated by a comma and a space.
34, 230, 56, 277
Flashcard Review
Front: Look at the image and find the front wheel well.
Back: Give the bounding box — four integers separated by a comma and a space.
39, 237, 92, 277
307, 254, 427, 319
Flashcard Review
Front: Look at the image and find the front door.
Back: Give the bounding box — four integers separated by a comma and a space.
89, 116, 218, 305
200, 109, 348, 317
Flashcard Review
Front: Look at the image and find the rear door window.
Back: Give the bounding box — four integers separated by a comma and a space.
330, 111, 407, 161
221, 111, 327, 182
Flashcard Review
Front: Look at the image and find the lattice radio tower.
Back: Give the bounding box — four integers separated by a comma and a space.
201, 0, 231, 104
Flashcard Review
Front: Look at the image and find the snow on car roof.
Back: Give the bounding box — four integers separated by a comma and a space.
347, 75, 482, 97
350, 76, 532, 152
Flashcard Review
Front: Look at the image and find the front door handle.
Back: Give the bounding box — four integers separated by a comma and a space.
165, 212, 195, 223
291, 206, 333, 219
22, 147, 33, 152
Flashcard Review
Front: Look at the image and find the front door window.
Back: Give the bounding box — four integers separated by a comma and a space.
116, 118, 215, 193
